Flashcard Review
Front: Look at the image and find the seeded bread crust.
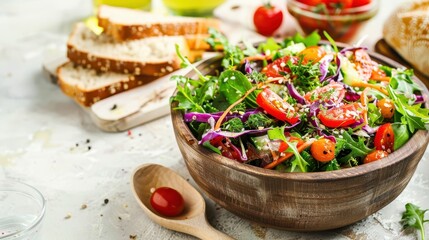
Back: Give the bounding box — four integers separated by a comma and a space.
97, 5, 220, 43
57, 62, 158, 107
67, 23, 193, 77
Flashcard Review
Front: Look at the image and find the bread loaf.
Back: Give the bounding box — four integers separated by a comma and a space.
57, 62, 157, 106
383, 0, 429, 77
97, 5, 219, 42
67, 23, 193, 77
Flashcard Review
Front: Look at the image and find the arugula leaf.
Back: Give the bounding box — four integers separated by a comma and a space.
336, 131, 373, 164
267, 127, 308, 172
388, 86, 429, 133
390, 68, 421, 95
367, 103, 383, 127
401, 203, 429, 240
171, 75, 218, 113
219, 70, 258, 108
323, 159, 340, 171
206, 28, 244, 69
175, 44, 207, 81
392, 124, 411, 150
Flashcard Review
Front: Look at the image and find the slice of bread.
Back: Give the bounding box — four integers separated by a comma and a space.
57, 62, 157, 107
67, 23, 193, 77
97, 5, 220, 42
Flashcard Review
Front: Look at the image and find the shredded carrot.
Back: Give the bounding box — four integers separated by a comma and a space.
370, 76, 391, 82
264, 139, 315, 169
360, 88, 370, 126
353, 81, 388, 96
214, 86, 258, 130
240, 55, 271, 64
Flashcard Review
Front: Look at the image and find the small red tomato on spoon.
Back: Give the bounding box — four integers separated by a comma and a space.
253, 3, 283, 36
150, 187, 185, 217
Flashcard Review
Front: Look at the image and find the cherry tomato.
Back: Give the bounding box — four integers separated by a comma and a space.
317, 103, 364, 128
304, 82, 345, 104
299, 46, 327, 64
150, 187, 185, 217
351, 0, 371, 7
322, 0, 353, 9
297, 0, 323, 6
262, 56, 298, 78
376, 99, 395, 119
253, 4, 283, 36
363, 150, 388, 164
210, 136, 241, 161
374, 123, 394, 153
311, 138, 336, 162
256, 88, 300, 125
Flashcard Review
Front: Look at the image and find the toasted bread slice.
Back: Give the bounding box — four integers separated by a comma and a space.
57, 62, 158, 107
97, 5, 219, 43
67, 23, 193, 77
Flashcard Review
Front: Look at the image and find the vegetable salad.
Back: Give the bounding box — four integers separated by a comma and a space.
171, 30, 429, 172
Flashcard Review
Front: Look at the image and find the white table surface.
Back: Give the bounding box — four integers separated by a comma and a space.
1, 0, 428, 239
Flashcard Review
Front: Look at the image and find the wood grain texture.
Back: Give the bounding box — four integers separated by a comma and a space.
131, 164, 233, 239
170, 47, 429, 231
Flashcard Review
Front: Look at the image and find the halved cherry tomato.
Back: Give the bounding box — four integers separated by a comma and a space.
363, 150, 388, 164
150, 187, 185, 217
278, 136, 304, 152
352, 0, 371, 7
297, 0, 323, 6
374, 123, 394, 153
262, 56, 298, 78
317, 103, 364, 128
299, 46, 326, 64
210, 136, 241, 161
322, 0, 353, 9
256, 88, 300, 125
310, 138, 336, 162
304, 82, 345, 104
376, 99, 395, 119
253, 4, 283, 36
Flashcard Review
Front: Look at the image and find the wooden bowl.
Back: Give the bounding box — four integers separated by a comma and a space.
170, 51, 429, 231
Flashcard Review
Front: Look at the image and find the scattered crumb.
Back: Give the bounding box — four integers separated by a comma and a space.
123, 204, 128, 208
138, 133, 142, 137
231, 5, 240, 10
75, 143, 79, 147
86, 139, 90, 143
80, 204, 87, 210
118, 216, 122, 220
88, 146, 92, 151
127, 130, 133, 137
103, 198, 109, 205
100, 214, 103, 217
64, 213, 72, 219
110, 104, 117, 111
186, 178, 190, 182
129, 235, 137, 239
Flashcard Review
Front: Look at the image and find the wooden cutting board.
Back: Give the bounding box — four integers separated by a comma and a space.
43, 53, 219, 132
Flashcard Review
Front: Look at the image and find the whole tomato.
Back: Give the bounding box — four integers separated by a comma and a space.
253, 4, 283, 36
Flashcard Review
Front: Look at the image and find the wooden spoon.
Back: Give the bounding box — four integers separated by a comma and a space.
131, 163, 233, 240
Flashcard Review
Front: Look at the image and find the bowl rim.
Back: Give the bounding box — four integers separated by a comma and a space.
171, 41, 429, 182
286, 0, 379, 20
0, 179, 46, 238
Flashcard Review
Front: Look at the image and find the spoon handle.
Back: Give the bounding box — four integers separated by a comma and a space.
193, 223, 234, 240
